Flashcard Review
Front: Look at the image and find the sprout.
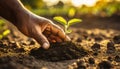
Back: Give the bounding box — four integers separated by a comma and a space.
53, 16, 82, 34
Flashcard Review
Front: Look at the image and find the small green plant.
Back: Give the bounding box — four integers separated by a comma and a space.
53, 16, 82, 34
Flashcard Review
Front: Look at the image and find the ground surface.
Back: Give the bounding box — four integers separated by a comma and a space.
0, 16, 120, 69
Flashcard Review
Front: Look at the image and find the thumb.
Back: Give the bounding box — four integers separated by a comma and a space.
34, 33, 50, 49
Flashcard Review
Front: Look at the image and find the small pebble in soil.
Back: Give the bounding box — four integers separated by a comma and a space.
93, 52, 98, 56
91, 43, 101, 52
113, 35, 120, 44
107, 57, 113, 62
94, 36, 103, 41
88, 58, 95, 64
106, 42, 116, 54
76, 38, 82, 42
114, 55, 120, 62
98, 61, 113, 69
82, 34, 88, 39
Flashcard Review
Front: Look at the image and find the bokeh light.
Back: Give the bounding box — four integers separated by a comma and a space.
71, 0, 99, 7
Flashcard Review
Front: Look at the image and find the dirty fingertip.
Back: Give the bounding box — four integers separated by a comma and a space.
42, 43, 50, 49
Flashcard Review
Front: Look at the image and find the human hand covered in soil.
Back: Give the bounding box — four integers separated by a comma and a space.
0, 0, 70, 49
18, 15, 70, 49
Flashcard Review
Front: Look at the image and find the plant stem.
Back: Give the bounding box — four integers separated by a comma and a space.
65, 25, 68, 34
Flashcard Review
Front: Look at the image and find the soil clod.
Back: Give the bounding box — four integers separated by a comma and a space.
106, 42, 116, 54
91, 43, 101, 52
113, 35, 120, 44
107, 57, 113, 62
76, 38, 82, 42
98, 61, 113, 69
88, 58, 95, 64
114, 55, 120, 62
30, 41, 88, 61
94, 36, 103, 41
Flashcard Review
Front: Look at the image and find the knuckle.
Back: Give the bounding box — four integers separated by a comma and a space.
44, 19, 53, 25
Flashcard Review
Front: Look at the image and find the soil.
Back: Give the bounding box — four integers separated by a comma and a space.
0, 16, 120, 69
30, 41, 88, 62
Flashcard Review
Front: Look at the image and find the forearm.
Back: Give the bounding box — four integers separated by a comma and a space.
0, 0, 28, 26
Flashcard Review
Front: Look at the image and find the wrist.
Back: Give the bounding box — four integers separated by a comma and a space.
0, 0, 29, 27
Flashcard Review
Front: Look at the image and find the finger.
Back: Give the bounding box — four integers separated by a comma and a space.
34, 33, 50, 49
43, 31, 54, 42
48, 38, 56, 43
55, 37, 63, 42
46, 35, 62, 43
49, 34, 62, 42
51, 24, 71, 41
43, 26, 64, 42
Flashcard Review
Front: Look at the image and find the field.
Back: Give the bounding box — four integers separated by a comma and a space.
0, 15, 120, 69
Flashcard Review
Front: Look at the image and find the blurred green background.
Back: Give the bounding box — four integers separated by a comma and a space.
21, 0, 120, 17
0, 0, 120, 39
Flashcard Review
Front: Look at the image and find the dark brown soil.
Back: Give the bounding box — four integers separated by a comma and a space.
30, 42, 88, 61
0, 16, 120, 69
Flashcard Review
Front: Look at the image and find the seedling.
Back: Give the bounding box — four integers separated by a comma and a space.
53, 16, 82, 34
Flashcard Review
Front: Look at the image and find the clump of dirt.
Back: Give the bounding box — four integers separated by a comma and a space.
106, 41, 116, 54
94, 35, 103, 41
113, 35, 120, 44
114, 55, 120, 62
107, 56, 113, 62
30, 41, 88, 62
88, 57, 95, 64
91, 43, 101, 52
97, 61, 113, 69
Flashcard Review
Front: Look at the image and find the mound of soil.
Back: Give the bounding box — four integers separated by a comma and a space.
98, 61, 113, 69
30, 42, 88, 61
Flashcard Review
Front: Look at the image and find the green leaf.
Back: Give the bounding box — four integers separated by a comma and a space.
66, 29, 72, 34
53, 16, 67, 25
68, 19, 82, 27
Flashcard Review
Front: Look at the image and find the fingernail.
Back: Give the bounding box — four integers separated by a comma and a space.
43, 43, 50, 49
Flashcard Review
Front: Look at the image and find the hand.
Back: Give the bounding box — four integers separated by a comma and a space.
0, 0, 70, 49
17, 14, 70, 49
